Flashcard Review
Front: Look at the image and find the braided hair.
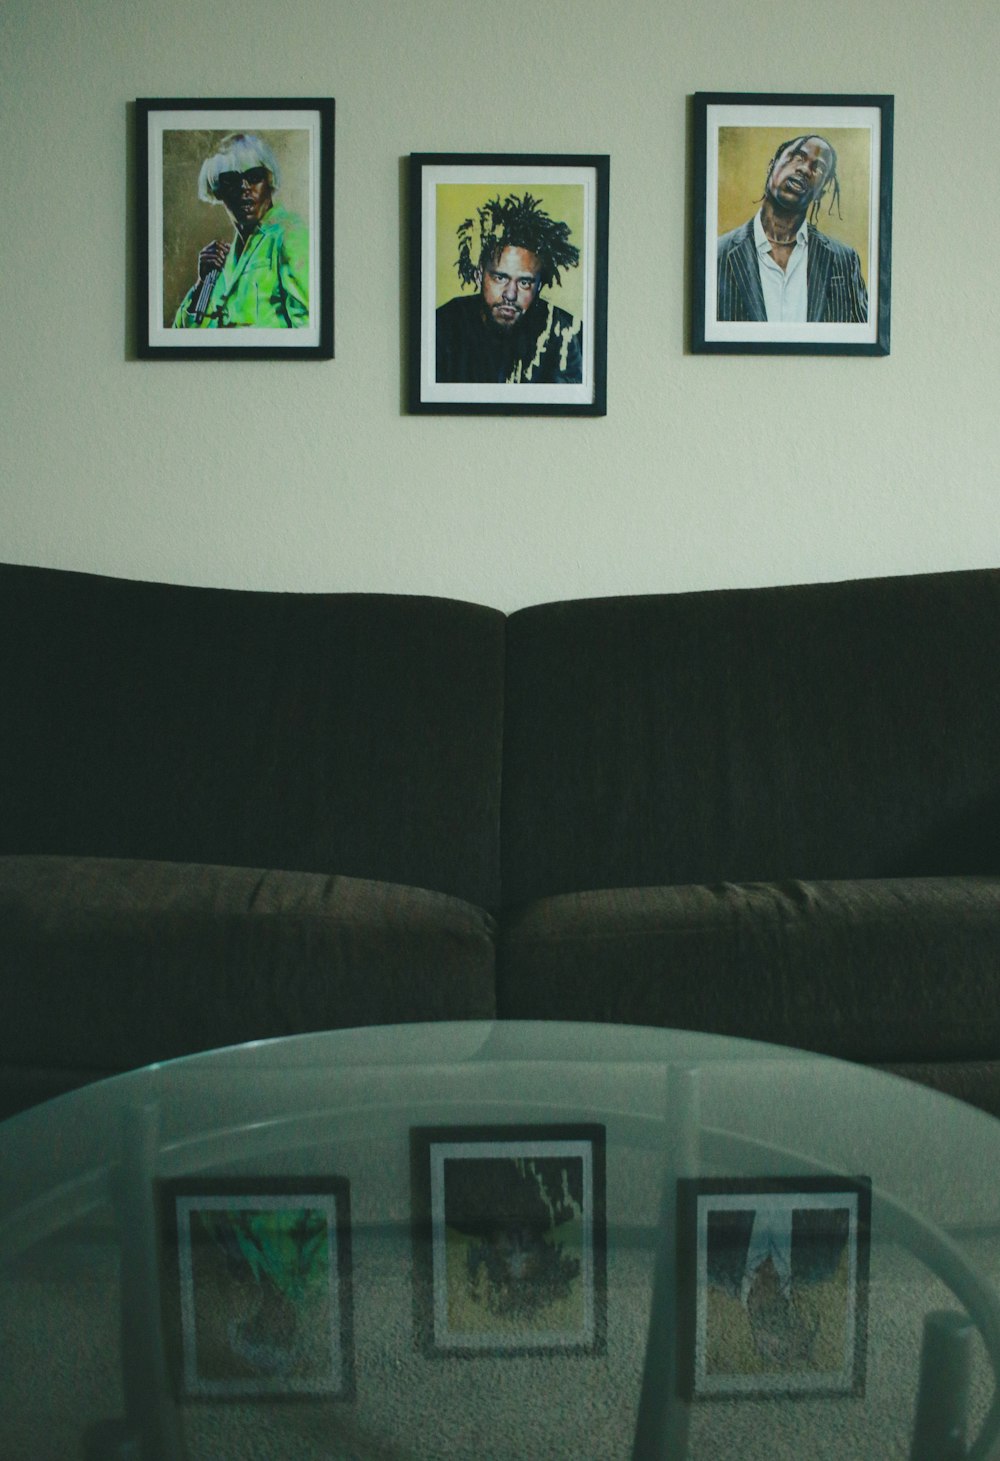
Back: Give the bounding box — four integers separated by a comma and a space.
455, 193, 580, 291
763, 135, 842, 224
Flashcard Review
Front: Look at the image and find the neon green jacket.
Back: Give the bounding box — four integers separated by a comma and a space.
173, 204, 309, 328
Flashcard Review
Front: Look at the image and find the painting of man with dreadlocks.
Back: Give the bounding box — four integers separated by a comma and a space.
716, 128, 870, 325
411, 1124, 606, 1355
435, 190, 584, 385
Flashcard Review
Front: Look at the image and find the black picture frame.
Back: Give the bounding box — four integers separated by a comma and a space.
692, 93, 892, 355
158, 1176, 354, 1400
136, 97, 334, 359
410, 1123, 607, 1356
677, 1175, 872, 1400
408, 153, 609, 415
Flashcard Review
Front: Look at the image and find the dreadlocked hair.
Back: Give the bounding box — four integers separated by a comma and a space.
455, 192, 580, 290
764, 136, 842, 224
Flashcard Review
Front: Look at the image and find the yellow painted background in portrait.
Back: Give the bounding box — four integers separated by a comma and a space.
161, 129, 311, 325
435, 183, 586, 322
717, 128, 871, 284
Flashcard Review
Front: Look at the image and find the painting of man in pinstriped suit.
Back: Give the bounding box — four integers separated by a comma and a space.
717, 134, 868, 325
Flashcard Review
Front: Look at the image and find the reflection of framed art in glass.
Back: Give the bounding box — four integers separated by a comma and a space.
410, 1124, 607, 1356
692, 93, 892, 355
677, 1175, 872, 1400
408, 153, 609, 415
136, 97, 334, 359
158, 1176, 354, 1400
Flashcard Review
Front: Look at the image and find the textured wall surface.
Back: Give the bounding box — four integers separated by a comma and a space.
2, 0, 998, 609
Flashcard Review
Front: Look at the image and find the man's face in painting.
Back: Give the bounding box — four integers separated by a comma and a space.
213, 165, 274, 237
477, 245, 542, 331
766, 136, 833, 215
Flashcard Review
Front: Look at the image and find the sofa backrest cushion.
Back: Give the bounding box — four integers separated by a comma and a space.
0, 565, 505, 907
502, 569, 1000, 902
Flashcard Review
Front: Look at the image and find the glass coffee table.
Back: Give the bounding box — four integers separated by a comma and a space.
2, 1020, 999, 1460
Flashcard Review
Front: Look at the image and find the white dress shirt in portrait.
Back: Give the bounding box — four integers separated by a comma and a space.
754, 210, 810, 323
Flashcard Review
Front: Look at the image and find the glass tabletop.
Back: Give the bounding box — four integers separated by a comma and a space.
2, 1020, 999, 1460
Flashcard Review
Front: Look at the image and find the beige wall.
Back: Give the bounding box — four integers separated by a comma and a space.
1, 0, 997, 611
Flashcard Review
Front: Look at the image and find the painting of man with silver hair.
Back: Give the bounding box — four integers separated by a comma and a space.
137, 99, 333, 358
170, 130, 310, 330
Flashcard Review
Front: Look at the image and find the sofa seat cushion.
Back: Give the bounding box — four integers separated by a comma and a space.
497, 876, 1000, 1067
877, 1060, 1000, 1121
0, 855, 496, 1079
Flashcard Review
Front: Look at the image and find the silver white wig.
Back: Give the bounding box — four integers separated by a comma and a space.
198, 132, 281, 204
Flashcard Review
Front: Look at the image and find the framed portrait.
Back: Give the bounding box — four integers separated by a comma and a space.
158, 1177, 354, 1400
408, 153, 610, 415
410, 1124, 607, 1356
692, 93, 893, 355
677, 1176, 872, 1400
136, 97, 334, 359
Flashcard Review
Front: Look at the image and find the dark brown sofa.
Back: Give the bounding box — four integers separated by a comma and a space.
3, 561, 1000, 1120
